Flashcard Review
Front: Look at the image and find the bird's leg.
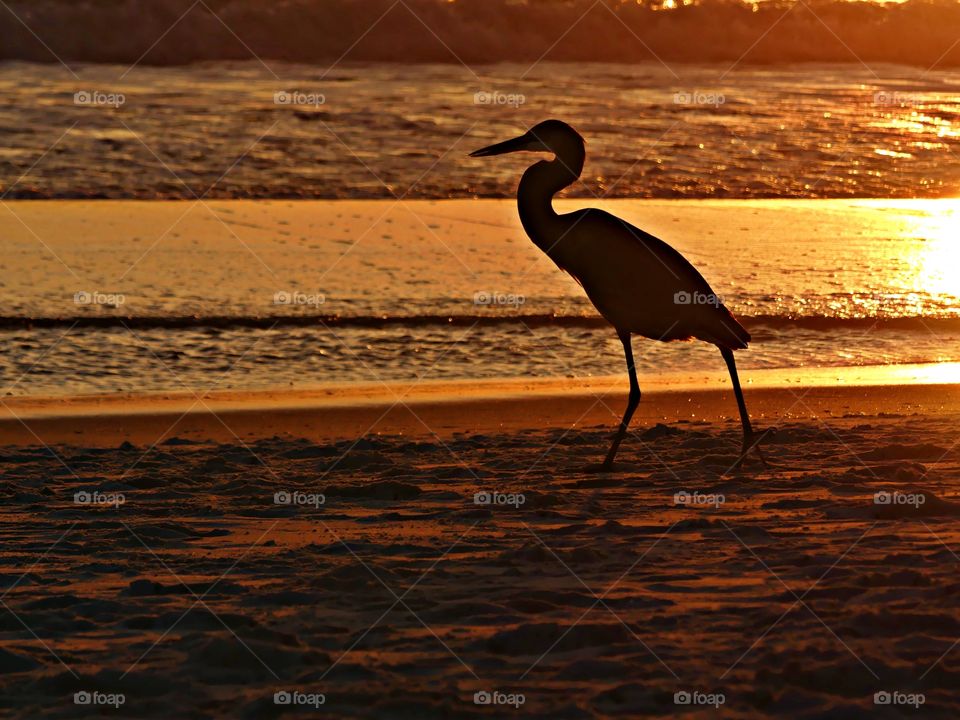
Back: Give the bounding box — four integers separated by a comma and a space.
601, 331, 641, 470
720, 347, 772, 468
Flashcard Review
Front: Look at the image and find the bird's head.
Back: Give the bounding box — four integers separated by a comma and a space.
469, 119, 584, 161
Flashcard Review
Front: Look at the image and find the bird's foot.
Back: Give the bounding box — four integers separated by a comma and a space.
733, 427, 777, 470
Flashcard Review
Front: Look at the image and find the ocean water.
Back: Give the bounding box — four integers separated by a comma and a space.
1, 57, 959, 397
0, 60, 959, 200
0, 198, 958, 397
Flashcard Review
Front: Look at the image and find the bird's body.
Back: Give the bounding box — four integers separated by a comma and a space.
527, 206, 750, 349
471, 119, 770, 468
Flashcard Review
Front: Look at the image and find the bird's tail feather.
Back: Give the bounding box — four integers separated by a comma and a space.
700, 307, 750, 350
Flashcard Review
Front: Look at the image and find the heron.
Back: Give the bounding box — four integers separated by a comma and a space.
470, 119, 771, 470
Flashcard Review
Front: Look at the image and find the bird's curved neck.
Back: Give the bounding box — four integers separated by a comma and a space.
517, 147, 584, 249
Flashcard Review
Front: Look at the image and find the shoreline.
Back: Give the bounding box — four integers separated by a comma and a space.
2, 363, 959, 447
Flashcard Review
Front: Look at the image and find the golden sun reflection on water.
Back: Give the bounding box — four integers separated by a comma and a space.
907, 199, 960, 300
846, 199, 960, 320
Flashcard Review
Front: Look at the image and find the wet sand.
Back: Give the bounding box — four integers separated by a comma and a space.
2, 362, 960, 446
1, 374, 959, 717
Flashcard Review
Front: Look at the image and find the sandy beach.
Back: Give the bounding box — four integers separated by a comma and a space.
0, 369, 958, 717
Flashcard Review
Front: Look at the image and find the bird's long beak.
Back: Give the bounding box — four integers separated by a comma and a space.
469, 132, 543, 157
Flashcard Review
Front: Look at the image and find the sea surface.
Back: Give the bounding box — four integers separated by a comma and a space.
0, 61, 959, 200
1, 60, 959, 397
1, 198, 958, 397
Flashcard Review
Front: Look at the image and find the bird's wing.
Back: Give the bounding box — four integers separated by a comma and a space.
553, 209, 749, 349
561, 208, 716, 293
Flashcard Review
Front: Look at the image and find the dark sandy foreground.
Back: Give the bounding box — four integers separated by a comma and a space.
1, 413, 959, 719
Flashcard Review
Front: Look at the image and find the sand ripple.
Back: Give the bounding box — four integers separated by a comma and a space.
0, 415, 958, 716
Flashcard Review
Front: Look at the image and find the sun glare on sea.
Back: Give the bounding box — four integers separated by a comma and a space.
908, 200, 960, 301
858, 198, 960, 318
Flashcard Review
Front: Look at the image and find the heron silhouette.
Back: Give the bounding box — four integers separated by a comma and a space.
470, 119, 771, 470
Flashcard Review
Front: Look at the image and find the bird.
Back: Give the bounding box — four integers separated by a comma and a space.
470, 119, 771, 470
